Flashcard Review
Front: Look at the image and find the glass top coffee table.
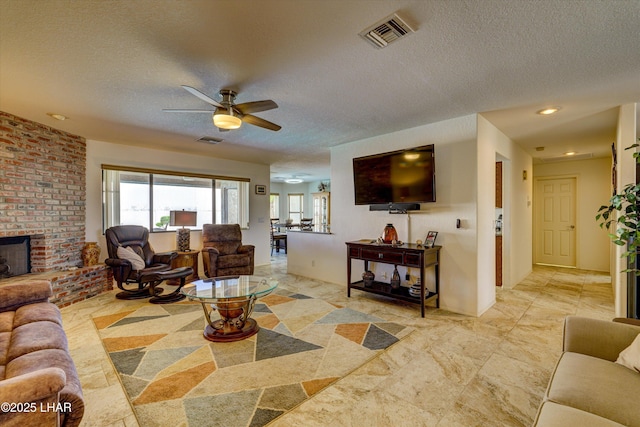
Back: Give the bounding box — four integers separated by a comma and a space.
181, 275, 278, 342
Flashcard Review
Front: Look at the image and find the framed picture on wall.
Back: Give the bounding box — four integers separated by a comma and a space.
255, 185, 266, 195
425, 231, 438, 248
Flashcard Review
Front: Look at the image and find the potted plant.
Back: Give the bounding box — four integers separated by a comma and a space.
596, 142, 640, 274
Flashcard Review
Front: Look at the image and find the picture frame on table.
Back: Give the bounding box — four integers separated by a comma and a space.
425, 231, 438, 248
255, 185, 266, 195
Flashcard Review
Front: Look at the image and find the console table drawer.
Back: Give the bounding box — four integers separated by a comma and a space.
361, 249, 404, 264
349, 247, 361, 258
403, 253, 422, 267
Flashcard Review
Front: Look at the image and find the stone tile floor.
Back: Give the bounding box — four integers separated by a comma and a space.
63, 257, 614, 427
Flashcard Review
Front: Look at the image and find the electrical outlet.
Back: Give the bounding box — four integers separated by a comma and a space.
311, 260, 315, 267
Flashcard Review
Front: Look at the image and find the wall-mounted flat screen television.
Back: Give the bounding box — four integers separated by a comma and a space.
353, 144, 435, 205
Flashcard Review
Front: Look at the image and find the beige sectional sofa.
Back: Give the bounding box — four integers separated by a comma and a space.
533, 316, 640, 427
0, 279, 84, 427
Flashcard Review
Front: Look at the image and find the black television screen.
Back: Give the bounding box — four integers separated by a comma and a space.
353, 144, 435, 205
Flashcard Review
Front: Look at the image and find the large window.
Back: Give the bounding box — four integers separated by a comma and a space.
102, 165, 250, 231
288, 193, 303, 223
270, 193, 280, 220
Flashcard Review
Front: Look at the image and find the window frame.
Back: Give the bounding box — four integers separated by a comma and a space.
102, 164, 250, 232
287, 193, 304, 223
270, 193, 280, 220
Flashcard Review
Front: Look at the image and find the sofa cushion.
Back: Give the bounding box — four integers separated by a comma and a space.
534, 401, 625, 427
218, 254, 250, 269
13, 301, 62, 328
0, 280, 52, 312
547, 351, 640, 427
7, 321, 68, 363
0, 311, 14, 333
6, 349, 84, 427
0, 331, 11, 369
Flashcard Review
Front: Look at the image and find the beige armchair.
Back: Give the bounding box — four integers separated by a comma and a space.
201, 224, 255, 278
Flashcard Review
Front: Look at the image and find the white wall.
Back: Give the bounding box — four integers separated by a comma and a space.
533, 157, 611, 272
288, 114, 488, 316
476, 115, 533, 319
85, 139, 272, 277
479, 115, 534, 289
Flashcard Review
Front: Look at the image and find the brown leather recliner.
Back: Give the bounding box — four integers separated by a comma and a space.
202, 224, 255, 278
104, 225, 192, 302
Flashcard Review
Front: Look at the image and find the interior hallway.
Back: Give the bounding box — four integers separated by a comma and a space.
63, 255, 614, 426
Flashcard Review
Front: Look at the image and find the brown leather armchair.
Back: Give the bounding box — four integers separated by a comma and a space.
202, 224, 255, 278
105, 225, 192, 302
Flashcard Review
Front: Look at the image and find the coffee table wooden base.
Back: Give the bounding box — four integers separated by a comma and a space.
203, 318, 259, 342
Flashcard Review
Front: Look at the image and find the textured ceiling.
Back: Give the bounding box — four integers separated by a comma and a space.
1, 0, 639, 182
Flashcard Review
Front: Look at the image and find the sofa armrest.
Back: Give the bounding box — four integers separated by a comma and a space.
104, 258, 133, 284
563, 316, 640, 361
0, 280, 52, 312
201, 247, 219, 278
0, 367, 66, 403
237, 245, 255, 254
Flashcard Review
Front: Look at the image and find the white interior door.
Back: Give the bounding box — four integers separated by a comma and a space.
534, 177, 576, 267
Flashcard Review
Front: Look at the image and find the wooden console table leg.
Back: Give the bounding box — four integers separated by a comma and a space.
420, 266, 426, 318
347, 254, 352, 297
435, 263, 440, 308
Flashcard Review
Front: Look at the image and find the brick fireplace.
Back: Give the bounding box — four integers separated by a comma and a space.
0, 111, 112, 306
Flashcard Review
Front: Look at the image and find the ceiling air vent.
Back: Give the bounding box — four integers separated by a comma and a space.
359, 13, 415, 49
197, 136, 223, 144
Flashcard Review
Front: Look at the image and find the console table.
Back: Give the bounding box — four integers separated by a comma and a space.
346, 240, 441, 317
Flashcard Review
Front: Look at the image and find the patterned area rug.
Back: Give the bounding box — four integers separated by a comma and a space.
92, 289, 412, 427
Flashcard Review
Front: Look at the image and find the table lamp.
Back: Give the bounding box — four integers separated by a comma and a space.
170, 210, 197, 251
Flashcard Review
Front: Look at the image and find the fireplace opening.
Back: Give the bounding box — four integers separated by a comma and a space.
0, 236, 31, 278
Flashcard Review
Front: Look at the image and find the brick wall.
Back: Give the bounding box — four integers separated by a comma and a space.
0, 111, 86, 271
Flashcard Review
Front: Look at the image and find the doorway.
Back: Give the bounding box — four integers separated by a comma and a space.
534, 177, 577, 267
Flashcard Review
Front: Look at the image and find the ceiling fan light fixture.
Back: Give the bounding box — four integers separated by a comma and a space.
213, 110, 242, 129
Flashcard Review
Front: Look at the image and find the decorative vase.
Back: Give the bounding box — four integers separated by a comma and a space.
390, 265, 401, 289
81, 242, 101, 266
382, 223, 398, 244
362, 270, 375, 287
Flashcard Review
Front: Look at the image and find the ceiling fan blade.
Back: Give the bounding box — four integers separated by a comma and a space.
242, 114, 281, 131
235, 100, 278, 114
163, 109, 214, 113
181, 85, 223, 107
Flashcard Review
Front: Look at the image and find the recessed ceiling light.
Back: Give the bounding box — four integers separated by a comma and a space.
285, 178, 303, 184
47, 113, 68, 121
536, 107, 561, 115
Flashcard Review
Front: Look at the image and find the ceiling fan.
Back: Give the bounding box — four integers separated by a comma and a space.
163, 85, 281, 131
